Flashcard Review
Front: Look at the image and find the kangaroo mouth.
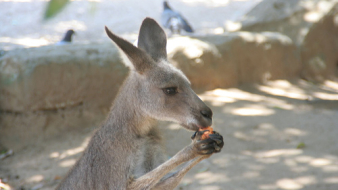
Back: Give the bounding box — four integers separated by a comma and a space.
181, 123, 201, 132
180, 114, 212, 131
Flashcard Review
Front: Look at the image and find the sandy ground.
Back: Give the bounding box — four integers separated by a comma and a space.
1, 79, 338, 190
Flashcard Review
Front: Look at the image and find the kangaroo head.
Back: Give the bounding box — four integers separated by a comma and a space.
105, 18, 212, 131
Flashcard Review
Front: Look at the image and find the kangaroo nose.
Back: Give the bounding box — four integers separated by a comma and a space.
201, 108, 213, 120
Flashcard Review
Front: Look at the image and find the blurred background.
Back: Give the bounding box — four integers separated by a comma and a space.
0, 0, 261, 50
1, 0, 338, 190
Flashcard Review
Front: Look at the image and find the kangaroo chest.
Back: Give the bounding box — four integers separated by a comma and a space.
130, 134, 166, 179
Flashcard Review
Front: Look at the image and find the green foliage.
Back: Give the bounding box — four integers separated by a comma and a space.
44, 0, 70, 20
297, 142, 305, 149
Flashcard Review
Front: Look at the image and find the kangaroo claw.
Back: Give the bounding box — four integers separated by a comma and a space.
191, 130, 224, 155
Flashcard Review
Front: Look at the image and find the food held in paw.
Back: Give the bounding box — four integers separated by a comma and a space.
199, 126, 213, 140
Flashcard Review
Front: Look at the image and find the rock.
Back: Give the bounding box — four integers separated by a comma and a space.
0, 43, 128, 148
301, 5, 338, 81
0, 34, 301, 112
168, 32, 301, 90
238, 0, 338, 81
0, 43, 128, 112
239, 0, 337, 46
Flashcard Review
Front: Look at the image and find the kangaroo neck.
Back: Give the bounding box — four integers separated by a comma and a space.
106, 77, 156, 137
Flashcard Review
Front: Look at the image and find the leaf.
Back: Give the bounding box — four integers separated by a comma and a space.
44, 0, 70, 20
297, 142, 305, 149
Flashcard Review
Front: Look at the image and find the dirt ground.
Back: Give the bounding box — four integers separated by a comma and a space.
1, 79, 338, 190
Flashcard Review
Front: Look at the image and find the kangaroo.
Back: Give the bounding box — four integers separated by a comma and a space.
56, 17, 224, 190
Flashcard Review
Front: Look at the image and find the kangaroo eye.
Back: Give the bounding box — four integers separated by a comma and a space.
163, 87, 178, 95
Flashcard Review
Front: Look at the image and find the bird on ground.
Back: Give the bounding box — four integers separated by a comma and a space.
0, 49, 6, 57
56, 29, 75, 45
161, 1, 194, 35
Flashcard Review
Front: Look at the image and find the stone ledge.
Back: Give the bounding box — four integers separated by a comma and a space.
0, 33, 301, 112
0, 43, 128, 112
168, 32, 300, 90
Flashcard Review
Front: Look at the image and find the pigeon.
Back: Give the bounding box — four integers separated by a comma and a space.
161, 1, 194, 35
0, 49, 6, 57
56, 29, 75, 45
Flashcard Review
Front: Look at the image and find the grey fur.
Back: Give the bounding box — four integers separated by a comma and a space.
56, 17, 223, 190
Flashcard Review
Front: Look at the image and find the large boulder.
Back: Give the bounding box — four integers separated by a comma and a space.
0, 43, 128, 148
0, 34, 300, 112
168, 32, 301, 90
238, 0, 338, 81
301, 5, 338, 81
0, 43, 128, 112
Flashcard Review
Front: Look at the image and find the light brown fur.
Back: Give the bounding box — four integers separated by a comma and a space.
56, 17, 223, 190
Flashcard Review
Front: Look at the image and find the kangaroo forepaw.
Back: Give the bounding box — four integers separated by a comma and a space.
209, 131, 224, 153
191, 130, 224, 155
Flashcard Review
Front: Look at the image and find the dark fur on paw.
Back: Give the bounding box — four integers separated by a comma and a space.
191, 130, 224, 154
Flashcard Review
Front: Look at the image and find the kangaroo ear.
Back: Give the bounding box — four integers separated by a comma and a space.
105, 26, 153, 73
137, 18, 167, 62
